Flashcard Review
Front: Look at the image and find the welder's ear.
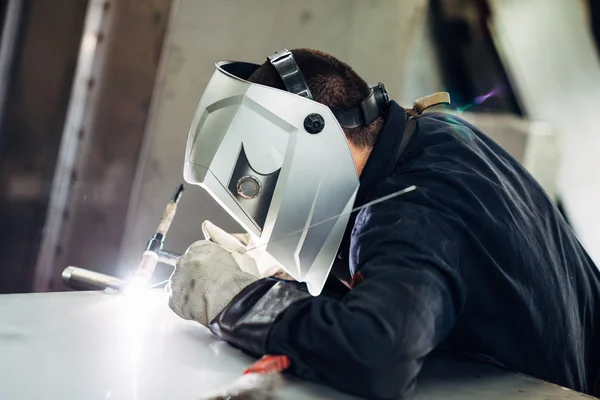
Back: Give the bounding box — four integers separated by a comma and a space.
201, 220, 246, 253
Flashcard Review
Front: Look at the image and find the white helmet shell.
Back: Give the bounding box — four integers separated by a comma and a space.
184, 60, 359, 296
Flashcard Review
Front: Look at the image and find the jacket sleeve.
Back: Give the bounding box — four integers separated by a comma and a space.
210, 201, 465, 399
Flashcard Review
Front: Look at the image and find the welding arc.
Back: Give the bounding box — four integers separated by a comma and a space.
245, 185, 417, 253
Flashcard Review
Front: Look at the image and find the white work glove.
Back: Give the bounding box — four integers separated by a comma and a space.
201, 220, 285, 278
167, 239, 259, 327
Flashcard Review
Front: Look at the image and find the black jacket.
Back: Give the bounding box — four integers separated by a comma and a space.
210, 102, 600, 399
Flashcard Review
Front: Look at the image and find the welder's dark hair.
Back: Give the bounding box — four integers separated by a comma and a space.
248, 48, 384, 149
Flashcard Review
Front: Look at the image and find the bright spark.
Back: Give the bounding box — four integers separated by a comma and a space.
123, 276, 151, 296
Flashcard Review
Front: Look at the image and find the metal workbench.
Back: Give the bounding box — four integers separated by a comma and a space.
0, 290, 593, 399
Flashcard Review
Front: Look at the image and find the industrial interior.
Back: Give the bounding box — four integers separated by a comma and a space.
1, 0, 600, 399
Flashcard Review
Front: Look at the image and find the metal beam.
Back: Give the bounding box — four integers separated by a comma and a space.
33, 0, 108, 292
0, 0, 89, 293
34, 0, 174, 291
0, 0, 24, 137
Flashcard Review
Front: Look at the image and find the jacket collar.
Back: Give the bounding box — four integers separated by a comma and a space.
330, 101, 407, 281
355, 101, 407, 207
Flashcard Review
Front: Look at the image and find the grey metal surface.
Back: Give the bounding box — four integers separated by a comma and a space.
415, 355, 595, 400
0, 290, 357, 399
0, 290, 591, 399
184, 61, 359, 296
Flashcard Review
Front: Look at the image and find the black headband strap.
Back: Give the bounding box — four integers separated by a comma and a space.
332, 83, 390, 128
267, 49, 313, 99
267, 49, 390, 128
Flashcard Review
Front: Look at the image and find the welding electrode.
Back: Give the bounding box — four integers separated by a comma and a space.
134, 184, 185, 281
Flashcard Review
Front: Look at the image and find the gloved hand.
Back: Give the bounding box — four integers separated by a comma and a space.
201, 220, 285, 278
167, 239, 259, 327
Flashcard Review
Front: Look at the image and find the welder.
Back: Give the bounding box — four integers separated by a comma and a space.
167, 48, 600, 399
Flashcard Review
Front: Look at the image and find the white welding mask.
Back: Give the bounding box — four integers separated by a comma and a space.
184, 49, 390, 295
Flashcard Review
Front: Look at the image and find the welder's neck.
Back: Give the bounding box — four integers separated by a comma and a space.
348, 142, 372, 177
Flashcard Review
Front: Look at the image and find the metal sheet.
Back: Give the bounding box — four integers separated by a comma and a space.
0, 290, 591, 399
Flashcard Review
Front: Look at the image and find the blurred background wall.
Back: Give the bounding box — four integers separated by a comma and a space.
0, 0, 598, 293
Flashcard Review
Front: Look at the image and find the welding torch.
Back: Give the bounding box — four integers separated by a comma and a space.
134, 183, 184, 282
62, 184, 185, 291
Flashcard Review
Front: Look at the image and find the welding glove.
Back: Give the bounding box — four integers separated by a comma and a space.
201, 220, 284, 278
167, 239, 259, 327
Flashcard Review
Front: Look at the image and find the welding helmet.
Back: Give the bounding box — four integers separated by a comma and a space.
184, 49, 390, 295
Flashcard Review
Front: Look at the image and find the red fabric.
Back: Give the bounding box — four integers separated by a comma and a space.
349, 272, 365, 288
243, 355, 291, 375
